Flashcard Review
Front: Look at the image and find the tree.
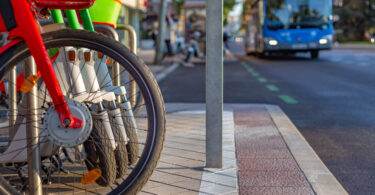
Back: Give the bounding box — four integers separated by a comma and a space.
224, 0, 238, 25
172, 0, 186, 16
334, 0, 375, 41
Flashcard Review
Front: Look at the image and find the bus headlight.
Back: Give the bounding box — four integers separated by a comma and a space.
319, 38, 328, 44
269, 40, 278, 46
264, 38, 279, 46
319, 35, 332, 45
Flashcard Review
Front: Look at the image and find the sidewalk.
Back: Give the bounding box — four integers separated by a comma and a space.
139, 50, 348, 195
139, 103, 348, 195
334, 44, 375, 50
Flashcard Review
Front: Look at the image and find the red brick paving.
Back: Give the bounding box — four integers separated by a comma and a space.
234, 106, 315, 195
240, 187, 314, 195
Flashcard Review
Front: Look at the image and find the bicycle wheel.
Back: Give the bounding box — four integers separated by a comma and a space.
0, 29, 166, 194
84, 117, 117, 186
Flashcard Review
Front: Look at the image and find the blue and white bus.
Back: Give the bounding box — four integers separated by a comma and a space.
243, 0, 334, 58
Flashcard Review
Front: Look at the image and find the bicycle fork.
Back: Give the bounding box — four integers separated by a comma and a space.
58, 47, 127, 150
7, 1, 83, 194
9, 0, 81, 128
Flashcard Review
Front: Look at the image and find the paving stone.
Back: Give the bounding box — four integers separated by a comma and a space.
234, 107, 270, 121
141, 111, 207, 194
235, 135, 285, 147
236, 148, 293, 159
237, 158, 300, 171
142, 184, 188, 195
199, 184, 237, 195
234, 120, 274, 127
177, 190, 199, 195
233, 107, 316, 194
173, 179, 202, 191
239, 186, 314, 195
238, 171, 310, 187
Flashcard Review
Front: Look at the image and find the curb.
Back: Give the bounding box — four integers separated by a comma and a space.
155, 62, 180, 82
266, 105, 348, 195
334, 45, 375, 50
198, 111, 238, 195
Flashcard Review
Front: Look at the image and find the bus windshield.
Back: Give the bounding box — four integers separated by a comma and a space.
266, 0, 330, 30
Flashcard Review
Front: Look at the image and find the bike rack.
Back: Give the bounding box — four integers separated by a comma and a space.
8, 67, 17, 140
116, 24, 138, 108
24, 57, 42, 194
93, 23, 138, 108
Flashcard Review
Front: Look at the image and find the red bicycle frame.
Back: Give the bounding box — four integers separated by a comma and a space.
0, 0, 84, 128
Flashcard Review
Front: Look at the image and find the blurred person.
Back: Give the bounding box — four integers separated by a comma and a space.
223, 31, 231, 57
175, 30, 185, 55
181, 31, 204, 67
150, 22, 158, 47
164, 15, 175, 57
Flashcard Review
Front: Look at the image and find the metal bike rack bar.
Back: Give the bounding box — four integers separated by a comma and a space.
206, 0, 223, 168
116, 24, 137, 107
24, 57, 42, 194
8, 67, 17, 140
94, 23, 138, 107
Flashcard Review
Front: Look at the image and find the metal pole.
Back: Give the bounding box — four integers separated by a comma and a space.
117, 24, 137, 54
206, 0, 223, 168
154, 0, 167, 65
8, 67, 17, 140
116, 24, 138, 107
25, 57, 42, 194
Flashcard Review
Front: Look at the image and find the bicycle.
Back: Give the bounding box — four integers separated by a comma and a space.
0, 0, 166, 194
49, 7, 139, 184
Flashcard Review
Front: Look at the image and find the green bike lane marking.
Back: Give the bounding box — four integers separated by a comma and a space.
265, 84, 279, 92
241, 62, 259, 76
240, 61, 298, 105
278, 95, 298, 104
258, 77, 267, 83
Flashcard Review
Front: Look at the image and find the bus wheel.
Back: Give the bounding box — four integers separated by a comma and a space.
310, 50, 319, 59
257, 52, 267, 58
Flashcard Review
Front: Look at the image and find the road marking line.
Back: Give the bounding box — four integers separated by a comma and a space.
278, 95, 298, 104
258, 77, 267, 83
240, 62, 248, 67
252, 72, 260, 77
240, 62, 255, 72
266, 84, 279, 92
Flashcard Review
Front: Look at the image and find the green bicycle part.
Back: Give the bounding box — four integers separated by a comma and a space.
79, 9, 95, 32
65, 10, 81, 30
51, 10, 64, 24
88, 0, 122, 28
51, 9, 95, 32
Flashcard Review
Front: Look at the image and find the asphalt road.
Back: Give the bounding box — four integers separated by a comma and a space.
158, 43, 375, 194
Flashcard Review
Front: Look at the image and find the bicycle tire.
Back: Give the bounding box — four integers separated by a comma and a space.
0, 29, 166, 194
84, 118, 117, 186
121, 109, 139, 165
108, 110, 129, 178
